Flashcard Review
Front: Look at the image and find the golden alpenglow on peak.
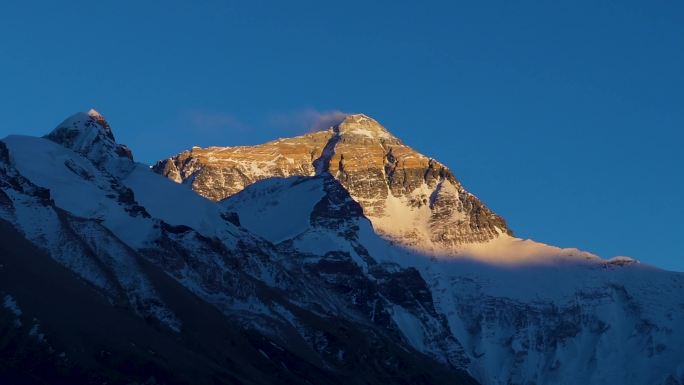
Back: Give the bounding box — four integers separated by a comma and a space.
153, 115, 511, 254
334, 113, 398, 142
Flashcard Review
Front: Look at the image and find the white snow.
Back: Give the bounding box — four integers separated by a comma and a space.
4, 188, 117, 292
222, 177, 326, 243
29, 322, 45, 342
369, 181, 442, 250
3, 135, 154, 247
392, 305, 427, 351
2, 135, 242, 250
3, 294, 22, 317
124, 163, 237, 238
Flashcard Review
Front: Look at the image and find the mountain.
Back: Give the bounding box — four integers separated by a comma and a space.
0, 110, 476, 385
156, 113, 684, 385
153, 114, 510, 254
1, 110, 683, 385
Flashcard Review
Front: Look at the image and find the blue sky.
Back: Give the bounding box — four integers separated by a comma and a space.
1, 1, 682, 270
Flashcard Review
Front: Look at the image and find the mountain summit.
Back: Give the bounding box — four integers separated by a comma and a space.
154, 113, 511, 254
1, 110, 683, 385
333, 113, 397, 141
45, 108, 133, 171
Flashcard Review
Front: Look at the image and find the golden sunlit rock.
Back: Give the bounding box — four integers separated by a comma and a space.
153, 113, 511, 253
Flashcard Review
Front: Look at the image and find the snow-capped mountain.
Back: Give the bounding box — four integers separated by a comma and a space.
0, 110, 475, 385
1, 110, 683, 385
222, 174, 684, 385
157, 113, 684, 385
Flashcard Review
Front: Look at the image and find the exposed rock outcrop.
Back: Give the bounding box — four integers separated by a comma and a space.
154, 113, 511, 254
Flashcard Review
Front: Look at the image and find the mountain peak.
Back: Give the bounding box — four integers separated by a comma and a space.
340, 113, 374, 123
87, 108, 112, 132
51, 110, 114, 141
335, 113, 397, 142
45, 109, 133, 168
154, 113, 510, 253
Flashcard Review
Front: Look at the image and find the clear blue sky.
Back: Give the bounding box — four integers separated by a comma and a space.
1, 1, 682, 270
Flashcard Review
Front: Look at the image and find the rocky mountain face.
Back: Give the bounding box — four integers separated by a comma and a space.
153, 114, 511, 253
155, 112, 684, 385
0, 111, 476, 385
221, 174, 684, 385
46, 109, 134, 171
2, 110, 684, 385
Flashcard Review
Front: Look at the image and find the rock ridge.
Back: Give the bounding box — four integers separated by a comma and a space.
154, 114, 511, 253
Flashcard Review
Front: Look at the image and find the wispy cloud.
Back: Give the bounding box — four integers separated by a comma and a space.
268, 108, 349, 134
306, 109, 349, 131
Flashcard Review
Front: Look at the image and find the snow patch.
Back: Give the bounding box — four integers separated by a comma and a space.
3, 294, 22, 321
222, 177, 327, 243
392, 305, 427, 351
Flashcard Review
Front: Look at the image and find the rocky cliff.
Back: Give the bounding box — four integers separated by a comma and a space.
154, 114, 511, 253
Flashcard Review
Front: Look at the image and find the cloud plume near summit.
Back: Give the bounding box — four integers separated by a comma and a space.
268, 108, 349, 134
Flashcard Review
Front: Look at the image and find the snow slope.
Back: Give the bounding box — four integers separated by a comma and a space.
0, 111, 478, 385
2, 109, 683, 385
222, 174, 684, 385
